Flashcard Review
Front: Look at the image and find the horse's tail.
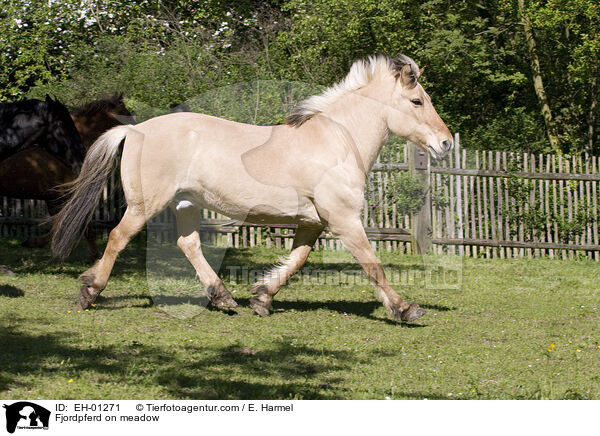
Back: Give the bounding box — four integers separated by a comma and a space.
51, 125, 131, 259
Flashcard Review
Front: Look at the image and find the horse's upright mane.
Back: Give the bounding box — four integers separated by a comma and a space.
285, 54, 419, 127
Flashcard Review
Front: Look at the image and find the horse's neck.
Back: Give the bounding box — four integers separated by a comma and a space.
325, 92, 389, 172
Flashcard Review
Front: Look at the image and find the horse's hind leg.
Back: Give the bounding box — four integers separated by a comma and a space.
78, 207, 146, 309
250, 225, 323, 316
174, 205, 237, 309
21, 232, 50, 249
22, 199, 60, 248
83, 225, 99, 262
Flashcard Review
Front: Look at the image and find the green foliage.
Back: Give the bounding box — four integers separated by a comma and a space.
368, 139, 449, 219
0, 0, 598, 153
469, 107, 548, 154
503, 175, 549, 241
386, 172, 426, 217
368, 169, 448, 219
528, 0, 600, 153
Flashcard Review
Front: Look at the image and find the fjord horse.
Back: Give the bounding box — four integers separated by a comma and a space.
52, 55, 452, 322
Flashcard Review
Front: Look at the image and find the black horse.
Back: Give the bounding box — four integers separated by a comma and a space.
0, 95, 85, 173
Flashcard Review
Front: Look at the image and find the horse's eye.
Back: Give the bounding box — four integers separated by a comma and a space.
411, 99, 423, 106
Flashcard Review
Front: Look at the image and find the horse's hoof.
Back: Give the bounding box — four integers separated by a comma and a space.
400, 303, 426, 323
79, 284, 99, 309
207, 283, 238, 309
78, 274, 101, 309
250, 297, 271, 317
211, 294, 238, 309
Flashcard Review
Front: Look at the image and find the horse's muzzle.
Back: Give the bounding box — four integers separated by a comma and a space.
428, 139, 453, 160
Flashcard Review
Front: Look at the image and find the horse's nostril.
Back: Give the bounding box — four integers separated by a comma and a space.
441, 140, 452, 151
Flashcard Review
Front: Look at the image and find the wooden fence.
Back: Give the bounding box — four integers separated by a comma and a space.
1, 134, 599, 259
369, 135, 600, 260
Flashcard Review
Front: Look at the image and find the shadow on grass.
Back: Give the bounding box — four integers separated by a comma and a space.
420, 303, 455, 312
0, 285, 24, 298
155, 342, 353, 399
0, 323, 359, 399
0, 236, 148, 277
95, 293, 449, 325
95, 292, 440, 326
93, 294, 154, 310
231, 298, 428, 327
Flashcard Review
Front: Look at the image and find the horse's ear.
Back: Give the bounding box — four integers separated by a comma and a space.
400, 64, 418, 89
45, 94, 53, 103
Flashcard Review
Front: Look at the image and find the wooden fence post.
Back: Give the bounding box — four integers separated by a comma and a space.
408, 141, 432, 254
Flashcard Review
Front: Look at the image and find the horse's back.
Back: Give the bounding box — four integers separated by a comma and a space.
133, 112, 272, 150
123, 110, 360, 192
120, 112, 274, 195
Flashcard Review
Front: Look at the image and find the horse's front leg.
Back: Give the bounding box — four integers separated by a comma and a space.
328, 216, 426, 323
250, 225, 323, 316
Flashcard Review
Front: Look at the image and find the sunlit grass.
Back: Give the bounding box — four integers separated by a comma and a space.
1, 236, 599, 400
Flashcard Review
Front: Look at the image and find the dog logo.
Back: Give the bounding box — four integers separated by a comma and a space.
3, 402, 50, 433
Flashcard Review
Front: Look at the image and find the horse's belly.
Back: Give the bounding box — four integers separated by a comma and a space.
187, 185, 321, 225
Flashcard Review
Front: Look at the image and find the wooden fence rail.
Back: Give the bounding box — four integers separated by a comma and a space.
374, 163, 600, 181
1, 134, 599, 259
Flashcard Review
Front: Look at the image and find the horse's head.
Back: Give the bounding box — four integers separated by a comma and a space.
44, 95, 85, 173
71, 94, 136, 148
383, 55, 453, 160
105, 93, 133, 121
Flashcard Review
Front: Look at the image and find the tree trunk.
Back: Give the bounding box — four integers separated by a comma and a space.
517, 0, 560, 151
587, 78, 597, 156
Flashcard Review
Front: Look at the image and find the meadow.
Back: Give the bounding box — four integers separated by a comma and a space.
1, 236, 599, 400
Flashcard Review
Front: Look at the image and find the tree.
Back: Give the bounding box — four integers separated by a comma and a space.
531, 0, 600, 154
517, 0, 560, 151
1, 0, 597, 154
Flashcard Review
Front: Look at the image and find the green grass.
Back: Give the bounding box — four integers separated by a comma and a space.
1, 235, 599, 400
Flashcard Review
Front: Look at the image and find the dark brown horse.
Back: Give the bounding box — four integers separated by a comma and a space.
0, 95, 133, 258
